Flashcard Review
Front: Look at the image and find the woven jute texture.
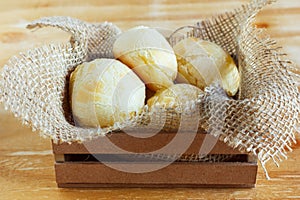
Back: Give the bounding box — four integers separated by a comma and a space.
0, 0, 299, 177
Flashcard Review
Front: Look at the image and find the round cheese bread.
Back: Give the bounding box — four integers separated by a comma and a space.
113, 26, 177, 92
174, 37, 240, 96
70, 58, 146, 128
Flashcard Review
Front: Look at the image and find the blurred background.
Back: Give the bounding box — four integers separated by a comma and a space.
0, 0, 299, 199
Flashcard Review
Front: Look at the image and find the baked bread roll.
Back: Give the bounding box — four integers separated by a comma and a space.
173, 37, 240, 96
147, 84, 203, 110
113, 26, 177, 92
70, 58, 145, 128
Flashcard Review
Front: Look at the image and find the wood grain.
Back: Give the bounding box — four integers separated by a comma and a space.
0, 0, 300, 199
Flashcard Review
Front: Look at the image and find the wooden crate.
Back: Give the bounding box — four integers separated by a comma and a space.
52, 131, 257, 188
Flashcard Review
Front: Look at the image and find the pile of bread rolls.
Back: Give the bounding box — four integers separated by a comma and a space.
70, 26, 240, 128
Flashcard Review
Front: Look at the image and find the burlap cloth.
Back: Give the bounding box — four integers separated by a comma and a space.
0, 0, 299, 178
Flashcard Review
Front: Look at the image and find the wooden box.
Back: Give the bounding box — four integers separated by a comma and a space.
52, 131, 257, 188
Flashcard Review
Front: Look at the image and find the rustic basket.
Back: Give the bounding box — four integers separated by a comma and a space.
52, 131, 257, 188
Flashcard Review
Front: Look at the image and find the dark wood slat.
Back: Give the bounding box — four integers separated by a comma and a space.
57, 183, 255, 188
52, 132, 244, 155
55, 162, 257, 187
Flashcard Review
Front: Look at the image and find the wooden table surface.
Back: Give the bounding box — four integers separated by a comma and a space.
0, 0, 300, 199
